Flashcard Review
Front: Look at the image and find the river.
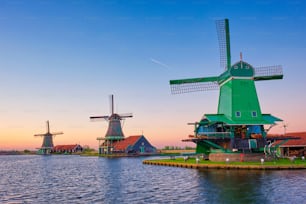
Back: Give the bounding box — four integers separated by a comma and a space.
0, 155, 305, 203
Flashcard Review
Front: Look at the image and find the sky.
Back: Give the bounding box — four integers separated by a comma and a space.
0, 0, 306, 150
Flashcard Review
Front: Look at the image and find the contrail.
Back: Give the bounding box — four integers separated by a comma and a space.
150, 58, 171, 69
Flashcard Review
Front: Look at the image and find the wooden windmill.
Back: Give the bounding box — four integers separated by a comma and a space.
90, 94, 133, 154
170, 19, 283, 155
34, 120, 63, 155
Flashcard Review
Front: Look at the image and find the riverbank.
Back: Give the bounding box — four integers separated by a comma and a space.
0, 150, 36, 155
143, 157, 306, 170
79, 149, 193, 157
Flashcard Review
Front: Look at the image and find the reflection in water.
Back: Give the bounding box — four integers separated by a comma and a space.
197, 169, 306, 203
197, 170, 269, 203
0, 155, 305, 203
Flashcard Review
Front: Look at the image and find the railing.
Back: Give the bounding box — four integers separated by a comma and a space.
196, 132, 231, 138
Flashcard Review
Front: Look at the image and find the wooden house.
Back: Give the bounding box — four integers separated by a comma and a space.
52, 144, 83, 153
112, 135, 156, 154
269, 132, 306, 157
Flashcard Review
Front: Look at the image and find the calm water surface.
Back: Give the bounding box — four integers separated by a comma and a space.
0, 155, 305, 203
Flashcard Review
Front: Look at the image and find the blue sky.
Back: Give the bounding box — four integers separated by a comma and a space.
0, 0, 306, 149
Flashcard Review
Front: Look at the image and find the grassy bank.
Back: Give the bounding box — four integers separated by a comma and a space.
143, 157, 306, 170
158, 149, 195, 156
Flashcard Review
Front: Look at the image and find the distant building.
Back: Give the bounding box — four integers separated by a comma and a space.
269, 132, 306, 157
98, 135, 156, 155
52, 144, 83, 153
112, 135, 156, 154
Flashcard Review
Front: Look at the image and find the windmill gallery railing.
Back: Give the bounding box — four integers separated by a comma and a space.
190, 132, 267, 150
195, 132, 231, 138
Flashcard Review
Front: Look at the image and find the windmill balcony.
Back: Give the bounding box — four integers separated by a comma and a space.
105, 136, 125, 140
197, 132, 231, 139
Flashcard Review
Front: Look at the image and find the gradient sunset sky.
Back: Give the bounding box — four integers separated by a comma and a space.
0, 0, 306, 150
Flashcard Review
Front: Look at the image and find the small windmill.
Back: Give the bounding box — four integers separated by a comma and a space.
90, 94, 133, 154
281, 122, 289, 135
34, 120, 63, 155
170, 19, 283, 155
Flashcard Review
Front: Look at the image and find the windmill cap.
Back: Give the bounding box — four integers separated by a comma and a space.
229, 61, 254, 77
109, 113, 121, 120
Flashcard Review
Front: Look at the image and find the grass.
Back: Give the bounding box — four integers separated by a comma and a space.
80, 152, 100, 156
148, 157, 306, 167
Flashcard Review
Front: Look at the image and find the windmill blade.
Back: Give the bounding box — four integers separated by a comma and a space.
216, 19, 231, 70
46, 120, 50, 133
187, 122, 198, 125
34, 134, 45, 137
90, 116, 109, 121
254, 65, 283, 81
109, 94, 114, 115
119, 113, 133, 118
170, 81, 219, 94
170, 76, 219, 94
51, 132, 64, 135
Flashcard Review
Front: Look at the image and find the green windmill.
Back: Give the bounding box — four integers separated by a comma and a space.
170, 19, 283, 156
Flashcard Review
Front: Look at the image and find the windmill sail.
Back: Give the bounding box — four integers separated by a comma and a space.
216, 19, 231, 70
51, 132, 64, 135
109, 94, 114, 115
170, 76, 219, 94
119, 113, 133, 118
254, 65, 283, 81
90, 116, 110, 121
169, 19, 231, 95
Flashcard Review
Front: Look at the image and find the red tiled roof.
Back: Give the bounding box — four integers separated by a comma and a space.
268, 132, 306, 146
53, 144, 79, 151
113, 135, 142, 151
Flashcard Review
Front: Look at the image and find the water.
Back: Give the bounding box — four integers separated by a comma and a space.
0, 155, 305, 204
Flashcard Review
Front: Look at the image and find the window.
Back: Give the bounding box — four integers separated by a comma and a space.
236, 111, 241, 117
252, 111, 257, 117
